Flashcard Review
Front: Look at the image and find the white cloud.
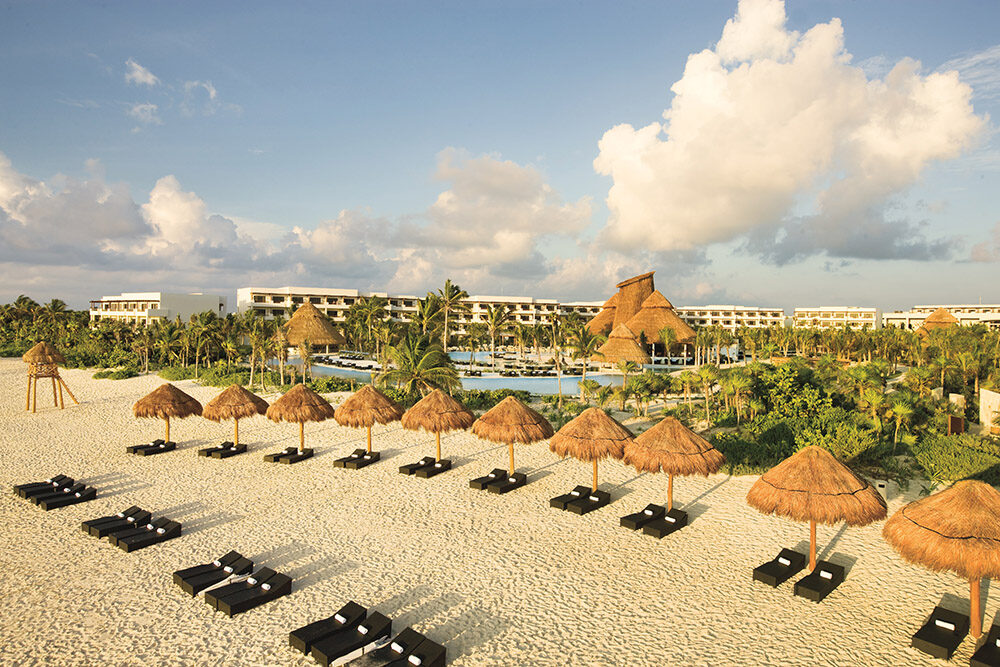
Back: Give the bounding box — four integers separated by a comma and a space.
125, 58, 160, 87
594, 0, 986, 264
971, 221, 1000, 262
128, 103, 162, 125
182, 80, 220, 115
940, 44, 1000, 101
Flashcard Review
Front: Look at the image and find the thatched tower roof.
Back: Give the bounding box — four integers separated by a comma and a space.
624, 417, 725, 476
624, 291, 696, 345
133, 384, 203, 420
586, 294, 618, 336
746, 446, 886, 526
612, 271, 655, 330
593, 324, 651, 365
917, 307, 959, 338
266, 383, 335, 424
549, 407, 633, 462
471, 396, 554, 445
335, 385, 403, 428
284, 302, 345, 347
203, 384, 269, 422
22, 341, 65, 365
883, 480, 1000, 581
401, 389, 475, 434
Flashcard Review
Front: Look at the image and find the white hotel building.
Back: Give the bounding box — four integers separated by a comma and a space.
674, 305, 786, 331
792, 306, 880, 330
882, 304, 1000, 330
89, 292, 227, 326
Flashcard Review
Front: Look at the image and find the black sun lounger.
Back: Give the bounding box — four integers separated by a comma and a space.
289, 601, 367, 654
566, 490, 612, 515
910, 606, 969, 660
367, 628, 427, 665
487, 472, 528, 494
550, 485, 591, 510
115, 518, 182, 552
384, 636, 447, 667
334, 449, 381, 469
205, 567, 293, 617
753, 548, 807, 587
415, 459, 451, 478
620, 504, 666, 530
18, 477, 75, 499
642, 508, 688, 538
34, 483, 97, 510
793, 560, 845, 602
130, 441, 176, 456
470, 468, 507, 490
333, 449, 365, 468
14, 475, 72, 497
174, 551, 254, 596
311, 611, 392, 667
126, 439, 164, 454
83, 507, 151, 537
399, 457, 436, 475
970, 623, 1000, 667
198, 442, 247, 458
264, 447, 314, 463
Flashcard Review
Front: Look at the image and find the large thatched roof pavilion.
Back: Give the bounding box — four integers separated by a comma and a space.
284, 302, 345, 348
592, 324, 651, 366
884, 480, 1000, 639
916, 307, 959, 338
624, 290, 696, 347
586, 293, 618, 336
611, 271, 655, 330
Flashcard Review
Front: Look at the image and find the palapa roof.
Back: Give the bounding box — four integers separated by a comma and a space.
266, 383, 335, 424
612, 271, 655, 330
586, 293, 618, 336
284, 302, 345, 347
334, 385, 403, 428
746, 446, 887, 526
202, 384, 269, 422
624, 417, 725, 476
592, 324, 651, 365
133, 383, 203, 420
471, 396, 554, 445
624, 291, 696, 345
883, 480, 1000, 581
401, 388, 475, 434
917, 307, 959, 337
22, 341, 65, 365
549, 407, 633, 462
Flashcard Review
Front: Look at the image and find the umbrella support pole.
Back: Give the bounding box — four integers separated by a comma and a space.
234, 419, 239, 447
809, 520, 817, 571
972, 578, 982, 639
367, 426, 372, 453
165, 416, 170, 443
508, 443, 515, 476
592, 460, 599, 492
299, 422, 305, 453
436, 432, 441, 462
667, 474, 674, 512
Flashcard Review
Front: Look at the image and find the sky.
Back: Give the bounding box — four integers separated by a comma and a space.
1, 0, 999, 312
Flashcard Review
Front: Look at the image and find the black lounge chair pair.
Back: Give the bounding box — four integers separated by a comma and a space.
752, 549, 845, 603
290, 601, 393, 666
333, 449, 381, 469
82, 506, 152, 537
379, 628, 447, 667
14, 474, 72, 498
173, 551, 255, 596
619, 504, 688, 538
81, 507, 182, 551
264, 447, 314, 464
204, 567, 292, 617
127, 439, 176, 456
15, 475, 97, 510
469, 469, 528, 494
399, 457, 451, 478
198, 441, 247, 459
550, 486, 611, 515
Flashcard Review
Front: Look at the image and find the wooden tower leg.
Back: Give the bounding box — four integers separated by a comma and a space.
58, 378, 79, 405
51, 377, 58, 407
32, 376, 37, 413
57, 380, 64, 408
26, 375, 32, 411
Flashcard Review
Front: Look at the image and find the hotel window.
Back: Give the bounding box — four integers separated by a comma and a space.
310, 297, 320, 304
271, 296, 283, 303
254, 295, 265, 303
292, 297, 303, 304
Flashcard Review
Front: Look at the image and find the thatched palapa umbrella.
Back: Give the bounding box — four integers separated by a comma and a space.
133, 383, 203, 442
883, 481, 1000, 638
334, 385, 404, 453
401, 389, 475, 462
746, 446, 887, 571
203, 384, 269, 446
472, 396, 554, 475
550, 407, 633, 492
266, 383, 335, 453
624, 416, 725, 511
23, 341, 78, 412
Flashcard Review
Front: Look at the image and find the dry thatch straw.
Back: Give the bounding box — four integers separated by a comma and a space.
472, 396, 554, 474
883, 480, 1000, 638
611, 271, 655, 330
284, 301, 345, 347
747, 445, 886, 570
917, 307, 959, 338
593, 324, 651, 365
401, 389, 475, 461
549, 407, 633, 491
624, 416, 725, 510
334, 385, 404, 453
624, 291, 696, 345
22, 341, 66, 365
266, 383, 335, 452
586, 293, 618, 336
202, 384, 269, 447
133, 383, 203, 442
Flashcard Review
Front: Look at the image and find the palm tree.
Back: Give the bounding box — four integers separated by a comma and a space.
567, 326, 604, 387
678, 370, 697, 407
729, 372, 752, 423
698, 364, 719, 424
436, 279, 469, 353
888, 397, 914, 451
466, 323, 487, 366
358, 295, 389, 348
378, 334, 460, 396
411, 295, 442, 336
578, 378, 600, 404
483, 304, 512, 371
616, 359, 639, 388
659, 325, 677, 363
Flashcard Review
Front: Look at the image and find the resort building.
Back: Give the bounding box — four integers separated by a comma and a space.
792, 306, 880, 330
674, 305, 786, 331
882, 304, 1000, 331
89, 292, 227, 326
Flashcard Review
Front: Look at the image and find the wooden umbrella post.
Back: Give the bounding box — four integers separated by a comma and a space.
667, 473, 674, 511
234, 418, 239, 447
971, 578, 982, 639
299, 422, 305, 453
508, 443, 515, 476
592, 459, 599, 492
435, 431, 442, 462
367, 425, 372, 453
809, 519, 817, 571
165, 416, 171, 443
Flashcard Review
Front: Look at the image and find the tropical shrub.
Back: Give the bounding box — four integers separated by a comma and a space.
913, 434, 1000, 485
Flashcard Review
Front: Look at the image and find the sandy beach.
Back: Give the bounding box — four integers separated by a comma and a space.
0, 358, 988, 666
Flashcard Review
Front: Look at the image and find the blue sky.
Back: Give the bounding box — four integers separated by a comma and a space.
1, 0, 999, 311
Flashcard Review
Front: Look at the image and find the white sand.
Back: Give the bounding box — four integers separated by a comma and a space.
0, 358, 987, 666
